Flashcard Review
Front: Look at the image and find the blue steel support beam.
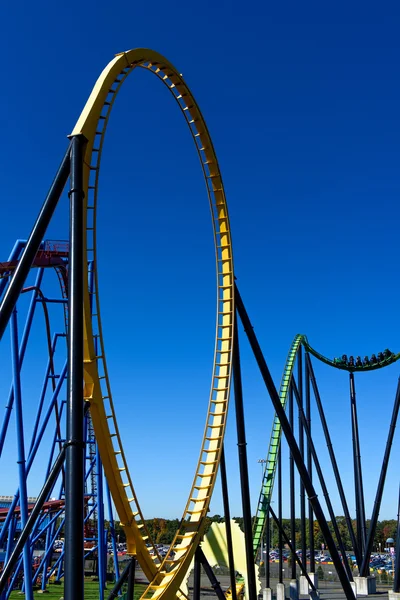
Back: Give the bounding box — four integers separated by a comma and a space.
56, 547, 65, 582
0, 240, 27, 299
29, 332, 64, 456
35, 517, 65, 588
41, 525, 52, 591
30, 509, 63, 547
0, 361, 68, 547
84, 545, 98, 560
6, 555, 24, 600
104, 529, 108, 585
10, 309, 33, 600
30, 511, 62, 587
0, 269, 45, 457
45, 400, 66, 479
0, 446, 67, 596
97, 446, 105, 600
45, 550, 64, 582
0, 518, 16, 600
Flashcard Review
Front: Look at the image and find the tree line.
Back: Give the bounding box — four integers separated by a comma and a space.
107, 515, 398, 550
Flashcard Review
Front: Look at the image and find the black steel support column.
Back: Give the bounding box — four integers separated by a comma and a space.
393, 485, 400, 593
306, 353, 360, 567
289, 386, 296, 580
107, 562, 131, 600
306, 359, 315, 574
278, 446, 283, 584
298, 348, 307, 573
193, 549, 202, 600
196, 547, 226, 600
126, 558, 136, 600
265, 511, 270, 588
220, 447, 237, 600
350, 373, 367, 557
65, 135, 86, 600
235, 284, 355, 600
0, 144, 71, 340
269, 506, 317, 593
232, 315, 257, 600
292, 378, 353, 581
360, 378, 400, 576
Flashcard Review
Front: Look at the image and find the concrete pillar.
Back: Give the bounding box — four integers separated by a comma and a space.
388, 592, 400, 600
299, 575, 308, 595
263, 588, 273, 600
277, 582, 285, 600
289, 579, 298, 600
300, 573, 318, 596
354, 576, 377, 596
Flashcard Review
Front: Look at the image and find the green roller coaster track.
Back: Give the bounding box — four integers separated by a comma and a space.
252, 335, 400, 557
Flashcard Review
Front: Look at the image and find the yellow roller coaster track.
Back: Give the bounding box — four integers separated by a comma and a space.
71, 49, 235, 600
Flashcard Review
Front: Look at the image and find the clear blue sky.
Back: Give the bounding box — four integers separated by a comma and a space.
0, 0, 400, 526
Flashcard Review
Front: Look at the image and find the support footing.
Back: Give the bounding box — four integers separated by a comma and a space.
299, 573, 319, 597
263, 588, 273, 600
277, 582, 285, 600
388, 592, 400, 600
354, 576, 376, 596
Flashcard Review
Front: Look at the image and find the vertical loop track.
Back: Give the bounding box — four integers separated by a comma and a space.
70, 49, 235, 600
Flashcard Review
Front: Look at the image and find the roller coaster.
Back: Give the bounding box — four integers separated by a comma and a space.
0, 48, 399, 600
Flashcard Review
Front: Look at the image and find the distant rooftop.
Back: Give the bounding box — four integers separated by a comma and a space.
0, 496, 37, 503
